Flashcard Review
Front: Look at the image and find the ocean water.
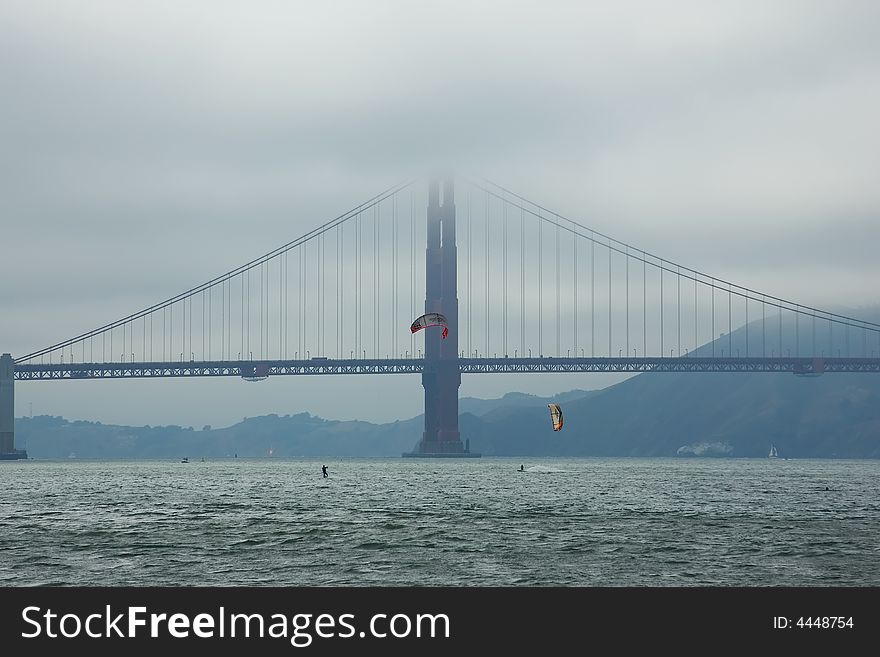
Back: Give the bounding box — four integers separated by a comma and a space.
1, 456, 878, 586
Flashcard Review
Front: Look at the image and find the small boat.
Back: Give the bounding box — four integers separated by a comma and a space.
181, 457, 189, 463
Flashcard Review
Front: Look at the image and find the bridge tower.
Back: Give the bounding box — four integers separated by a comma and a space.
404, 177, 479, 457
1, 353, 26, 459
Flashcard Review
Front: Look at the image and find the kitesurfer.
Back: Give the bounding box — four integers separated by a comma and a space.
322, 464, 328, 478
520, 464, 524, 471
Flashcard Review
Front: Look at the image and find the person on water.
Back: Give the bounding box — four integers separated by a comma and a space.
322, 465, 328, 478
520, 464, 524, 471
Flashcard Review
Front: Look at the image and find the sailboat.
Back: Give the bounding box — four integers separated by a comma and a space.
768, 444, 778, 458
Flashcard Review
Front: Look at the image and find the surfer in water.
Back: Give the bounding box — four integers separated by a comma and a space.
520, 464, 524, 472
322, 464, 328, 478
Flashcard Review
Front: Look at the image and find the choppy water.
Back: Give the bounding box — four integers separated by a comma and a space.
1, 456, 878, 586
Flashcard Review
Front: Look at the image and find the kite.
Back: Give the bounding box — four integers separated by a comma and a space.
410, 313, 449, 339
547, 403, 563, 431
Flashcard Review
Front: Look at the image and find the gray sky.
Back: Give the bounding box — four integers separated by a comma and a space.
2, 0, 880, 428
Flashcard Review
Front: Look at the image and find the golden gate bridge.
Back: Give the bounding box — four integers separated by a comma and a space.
3, 175, 879, 458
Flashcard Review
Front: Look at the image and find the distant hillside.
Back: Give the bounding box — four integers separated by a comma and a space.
466, 371, 880, 458
16, 413, 420, 459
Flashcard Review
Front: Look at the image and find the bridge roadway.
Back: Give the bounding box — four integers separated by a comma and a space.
12, 356, 880, 380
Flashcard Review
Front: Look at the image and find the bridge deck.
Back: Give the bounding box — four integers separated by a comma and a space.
12, 356, 880, 380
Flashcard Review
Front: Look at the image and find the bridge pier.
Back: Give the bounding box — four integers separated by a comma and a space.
404, 177, 479, 458
1, 353, 26, 460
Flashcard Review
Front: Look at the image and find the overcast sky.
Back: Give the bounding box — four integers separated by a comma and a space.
2, 1, 879, 429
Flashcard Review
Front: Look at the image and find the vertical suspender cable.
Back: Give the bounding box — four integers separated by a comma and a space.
591, 234, 595, 357
317, 235, 321, 357
778, 303, 782, 359
555, 222, 559, 356
812, 311, 816, 357
280, 252, 283, 360
375, 203, 379, 358
484, 192, 491, 358
538, 209, 542, 357
644, 252, 647, 357
710, 279, 718, 358
504, 202, 508, 356
573, 219, 577, 356
337, 226, 341, 358
411, 191, 414, 357
468, 188, 472, 356
693, 275, 697, 357
486, 192, 490, 355
521, 206, 525, 356
393, 194, 397, 357
728, 285, 732, 357
659, 259, 663, 357
608, 242, 611, 358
